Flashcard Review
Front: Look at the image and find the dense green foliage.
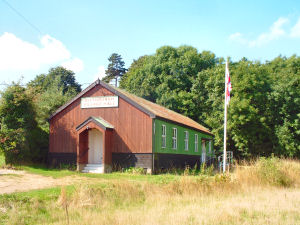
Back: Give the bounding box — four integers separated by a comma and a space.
0, 67, 81, 164
120, 46, 300, 158
102, 53, 127, 83
0, 84, 48, 164
27, 66, 81, 132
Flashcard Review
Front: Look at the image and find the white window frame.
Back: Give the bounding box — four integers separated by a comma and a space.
172, 128, 177, 149
184, 131, 189, 151
195, 134, 198, 152
162, 125, 166, 148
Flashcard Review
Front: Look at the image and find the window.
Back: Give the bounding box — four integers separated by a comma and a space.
162, 125, 166, 148
209, 140, 212, 154
172, 128, 177, 149
184, 131, 189, 150
195, 134, 198, 152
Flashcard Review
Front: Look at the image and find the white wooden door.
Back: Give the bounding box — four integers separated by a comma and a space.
88, 129, 103, 164
201, 140, 206, 163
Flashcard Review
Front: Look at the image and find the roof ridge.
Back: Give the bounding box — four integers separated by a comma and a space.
50, 79, 212, 135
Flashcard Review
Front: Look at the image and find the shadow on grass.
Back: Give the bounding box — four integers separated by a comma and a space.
16, 164, 183, 184
18, 164, 77, 179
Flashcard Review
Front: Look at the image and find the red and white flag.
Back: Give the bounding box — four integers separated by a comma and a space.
223, 60, 232, 172
225, 61, 232, 106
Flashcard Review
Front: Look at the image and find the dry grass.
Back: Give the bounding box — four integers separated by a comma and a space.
1, 158, 300, 225
234, 157, 300, 187
61, 180, 300, 225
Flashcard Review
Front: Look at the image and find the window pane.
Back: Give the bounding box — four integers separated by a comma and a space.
172, 128, 177, 149
162, 125, 166, 148
184, 131, 188, 150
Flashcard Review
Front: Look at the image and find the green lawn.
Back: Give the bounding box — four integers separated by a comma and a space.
0, 186, 75, 225
20, 164, 183, 184
20, 165, 77, 178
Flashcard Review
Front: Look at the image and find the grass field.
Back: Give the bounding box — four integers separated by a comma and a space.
0, 157, 300, 225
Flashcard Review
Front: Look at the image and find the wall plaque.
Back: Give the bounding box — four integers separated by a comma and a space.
81, 96, 118, 108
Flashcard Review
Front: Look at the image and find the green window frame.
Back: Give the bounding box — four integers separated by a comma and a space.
195, 134, 198, 152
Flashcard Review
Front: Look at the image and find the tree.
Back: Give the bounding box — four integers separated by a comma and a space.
103, 53, 127, 85
120, 45, 217, 118
267, 56, 300, 157
27, 67, 82, 132
0, 66, 82, 164
227, 61, 274, 157
28, 66, 81, 94
120, 46, 300, 159
0, 84, 48, 164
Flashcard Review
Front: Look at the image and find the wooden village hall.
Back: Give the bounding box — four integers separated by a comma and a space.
48, 79, 214, 173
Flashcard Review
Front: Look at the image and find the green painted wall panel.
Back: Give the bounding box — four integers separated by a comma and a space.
154, 119, 214, 156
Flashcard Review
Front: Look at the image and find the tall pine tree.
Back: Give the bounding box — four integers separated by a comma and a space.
103, 53, 127, 86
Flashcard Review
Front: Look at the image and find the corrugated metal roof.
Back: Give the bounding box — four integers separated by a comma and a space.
113, 86, 211, 134
93, 116, 114, 129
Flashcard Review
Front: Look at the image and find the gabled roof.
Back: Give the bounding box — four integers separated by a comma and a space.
76, 116, 114, 131
50, 79, 212, 135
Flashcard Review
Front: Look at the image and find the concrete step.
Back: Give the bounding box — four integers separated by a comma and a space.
85, 164, 103, 168
82, 169, 103, 173
82, 164, 104, 173
84, 166, 103, 170
85, 164, 102, 167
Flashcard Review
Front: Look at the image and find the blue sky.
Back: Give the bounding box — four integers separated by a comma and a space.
1, 0, 300, 88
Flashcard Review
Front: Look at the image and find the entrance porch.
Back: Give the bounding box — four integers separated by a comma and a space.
76, 116, 114, 173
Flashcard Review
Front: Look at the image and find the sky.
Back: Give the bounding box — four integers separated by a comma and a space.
1, 0, 300, 88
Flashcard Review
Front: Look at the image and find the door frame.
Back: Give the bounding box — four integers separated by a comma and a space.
88, 128, 103, 164
76, 117, 114, 172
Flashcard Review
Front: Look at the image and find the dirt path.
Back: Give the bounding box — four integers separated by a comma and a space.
0, 169, 74, 194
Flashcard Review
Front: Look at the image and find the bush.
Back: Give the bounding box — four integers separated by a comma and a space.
0, 84, 48, 164
123, 167, 146, 175
0, 152, 5, 167
0, 128, 28, 164
256, 156, 293, 187
182, 163, 215, 176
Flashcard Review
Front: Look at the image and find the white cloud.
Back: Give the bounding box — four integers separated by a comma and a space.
0, 32, 83, 73
290, 18, 300, 37
228, 32, 248, 45
94, 65, 106, 80
61, 58, 84, 73
229, 17, 289, 47
249, 17, 288, 47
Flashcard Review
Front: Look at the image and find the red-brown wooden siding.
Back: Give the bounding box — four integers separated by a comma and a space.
49, 84, 153, 154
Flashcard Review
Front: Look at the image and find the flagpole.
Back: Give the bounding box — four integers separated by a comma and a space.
223, 60, 228, 173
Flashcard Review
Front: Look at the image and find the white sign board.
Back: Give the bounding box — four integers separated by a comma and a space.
81, 96, 118, 108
